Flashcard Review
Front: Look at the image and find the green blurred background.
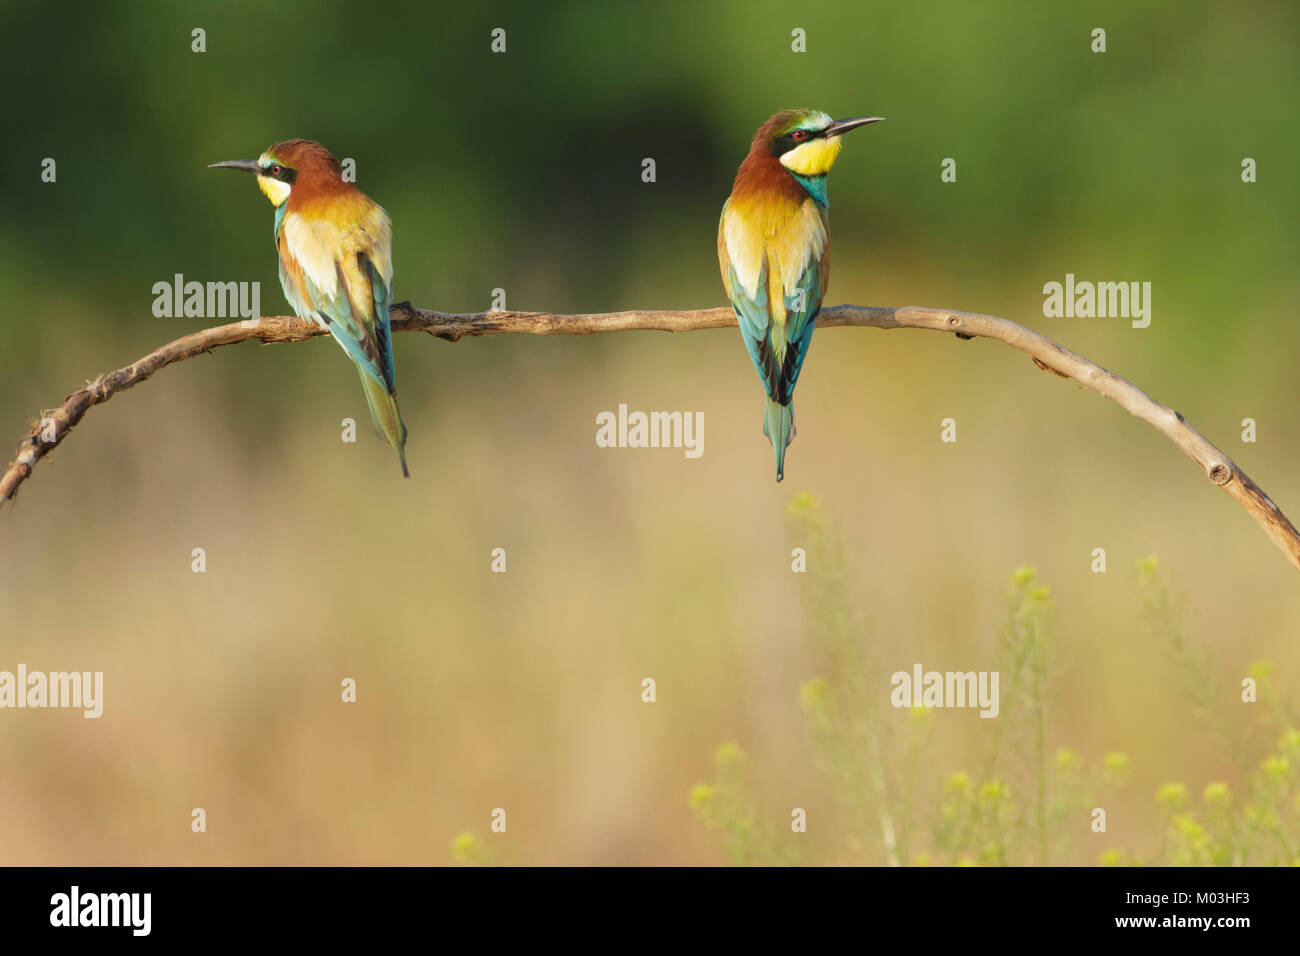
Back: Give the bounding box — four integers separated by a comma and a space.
1, 0, 1297, 864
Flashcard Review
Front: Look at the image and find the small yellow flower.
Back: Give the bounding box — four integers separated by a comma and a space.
688, 784, 715, 810
800, 678, 827, 711
1103, 752, 1130, 778
1155, 782, 1189, 812
451, 832, 479, 865
1011, 566, 1036, 586
1172, 814, 1206, 844
713, 741, 745, 768
1203, 782, 1231, 805
1055, 747, 1081, 770
1261, 756, 1291, 780
945, 771, 971, 793
1099, 848, 1125, 867
787, 491, 821, 516
1249, 660, 1273, 681
979, 780, 1009, 806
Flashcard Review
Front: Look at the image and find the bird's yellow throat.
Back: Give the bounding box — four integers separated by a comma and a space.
779, 135, 843, 177
257, 174, 291, 207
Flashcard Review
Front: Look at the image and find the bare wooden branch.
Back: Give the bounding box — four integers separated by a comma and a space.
5, 302, 1298, 573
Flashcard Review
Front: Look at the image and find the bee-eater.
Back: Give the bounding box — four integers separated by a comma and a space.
718, 110, 882, 481
210, 139, 409, 476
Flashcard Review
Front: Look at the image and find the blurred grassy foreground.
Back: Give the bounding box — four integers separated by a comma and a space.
0, 0, 1298, 863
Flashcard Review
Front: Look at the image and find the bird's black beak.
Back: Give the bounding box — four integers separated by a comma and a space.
208, 159, 262, 174
825, 117, 885, 137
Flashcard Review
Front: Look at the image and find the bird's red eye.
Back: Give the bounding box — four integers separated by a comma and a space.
792, 130, 808, 141
271, 164, 282, 176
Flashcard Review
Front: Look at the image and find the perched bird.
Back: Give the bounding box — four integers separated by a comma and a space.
210, 139, 409, 476
718, 110, 882, 481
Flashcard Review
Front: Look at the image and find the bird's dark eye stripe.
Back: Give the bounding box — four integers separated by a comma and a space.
261, 163, 296, 184
770, 127, 827, 157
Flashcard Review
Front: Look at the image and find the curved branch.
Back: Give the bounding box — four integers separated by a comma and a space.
5, 302, 1298, 573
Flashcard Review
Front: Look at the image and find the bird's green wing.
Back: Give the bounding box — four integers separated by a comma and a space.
727, 259, 783, 402
777, 253, 824, 404
295, 257, 389, 392
366, 255, 396, 393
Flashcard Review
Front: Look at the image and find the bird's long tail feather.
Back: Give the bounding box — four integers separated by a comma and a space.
762, 397, 795, 483
357, 368, 409, 477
